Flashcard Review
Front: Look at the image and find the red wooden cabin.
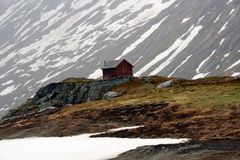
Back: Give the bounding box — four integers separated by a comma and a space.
101, 59, 134, 79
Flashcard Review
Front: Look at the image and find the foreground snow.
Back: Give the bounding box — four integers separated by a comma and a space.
0, 127, 187, 160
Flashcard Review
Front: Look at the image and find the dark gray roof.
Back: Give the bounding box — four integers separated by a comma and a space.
101, 60, 123, 69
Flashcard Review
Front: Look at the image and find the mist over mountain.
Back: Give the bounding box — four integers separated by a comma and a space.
0, 0, 239, 117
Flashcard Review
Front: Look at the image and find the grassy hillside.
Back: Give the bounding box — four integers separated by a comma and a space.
0, 76, 239, 141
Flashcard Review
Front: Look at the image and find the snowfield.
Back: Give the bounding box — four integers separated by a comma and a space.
0, 127, 188, 160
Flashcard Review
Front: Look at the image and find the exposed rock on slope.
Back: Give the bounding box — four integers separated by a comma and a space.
33, 77, 132, 109
2, 77, 132, 120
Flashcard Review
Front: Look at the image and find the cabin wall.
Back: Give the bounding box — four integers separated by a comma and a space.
103, 68, 117, 79
115, 62, 133, 77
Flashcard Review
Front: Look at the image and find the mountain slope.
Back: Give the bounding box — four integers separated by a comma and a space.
0, 0, 239, 117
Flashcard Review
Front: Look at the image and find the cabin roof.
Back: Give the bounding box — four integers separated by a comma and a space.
102, 59, 133, 69
102, 60, 122, 69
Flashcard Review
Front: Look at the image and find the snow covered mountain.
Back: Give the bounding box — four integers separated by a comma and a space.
0, 0, 239, 117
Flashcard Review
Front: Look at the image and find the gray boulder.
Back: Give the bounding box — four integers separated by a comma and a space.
157, 80, 174, 89
103, 91, 120, 99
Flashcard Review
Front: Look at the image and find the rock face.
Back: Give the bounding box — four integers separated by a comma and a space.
34, 77, 132, 108
2, 77, 133, 120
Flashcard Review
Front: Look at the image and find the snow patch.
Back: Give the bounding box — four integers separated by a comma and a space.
116, 16, 168, 60
20, 94, 26, 99
226, 0, 234, 5
0, 0, 26, 26
108, 126, 144, 132
14, 19, 31, 36
135, 25, 203, 76
213, 13, 222, 23
19, 73, 31, 77
175, 3, 180, 8
37, 65, 73, 84
30, 59, 49, 71
150, 25, 203, 75
193, 50, 216, 79
218, 21, 228, 34
221, 52, 230, 62
24, 79, 34, 86
225, 59, 240, 71
197, 15, 205, 24
15, 69, 24, 74
0, 130, 187, 160
230, 9, 235, 15
220, 39, 225, 46
0, 85, 16, 96
196, 50, 216, 74
192, 72, 210, 80
168, 55, 192, 77
133, 56, 144, 65
47, 57, 70, 68
1, 80, 14, 86
71, 0, 94, 10
224, 53, 230, 58
0, 51, 17, 68
232, 72, 240, 76
181, 17, 191, 23
88, 69, 102, 79
126, 0, 176, 27
41, 3, 65, 22
0, 67, 17, 79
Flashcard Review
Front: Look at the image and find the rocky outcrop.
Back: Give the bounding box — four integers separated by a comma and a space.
2, 77, 133, 120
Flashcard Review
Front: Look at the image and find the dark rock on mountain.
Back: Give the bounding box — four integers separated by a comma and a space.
2, 76, 132, 120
